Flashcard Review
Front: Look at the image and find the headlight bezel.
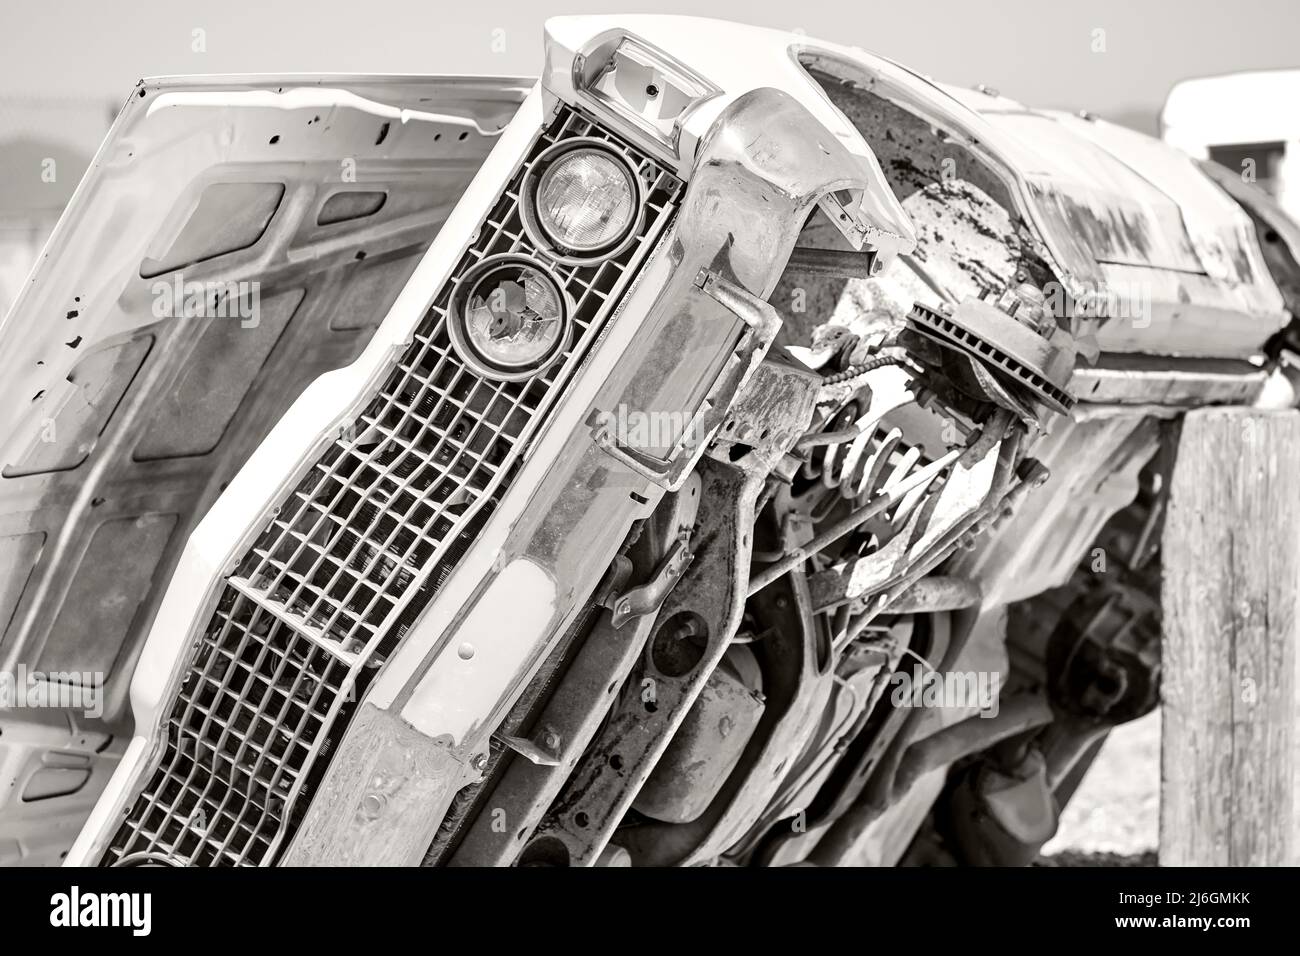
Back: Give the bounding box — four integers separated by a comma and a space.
520, 137, 646, 265
447, 253, 575, 382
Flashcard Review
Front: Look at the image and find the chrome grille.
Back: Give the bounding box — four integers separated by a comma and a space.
102, 104, 683, 866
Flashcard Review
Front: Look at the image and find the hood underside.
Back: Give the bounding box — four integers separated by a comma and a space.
0, 74, 528, 734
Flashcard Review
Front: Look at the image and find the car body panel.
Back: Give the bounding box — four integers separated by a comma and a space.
798, 46, 1287, 357
0, 73, 529, 867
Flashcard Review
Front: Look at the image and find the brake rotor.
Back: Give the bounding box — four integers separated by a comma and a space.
907, 293, 1076, 414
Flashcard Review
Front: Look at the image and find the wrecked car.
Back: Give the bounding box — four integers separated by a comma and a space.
0, 15, 1296, 867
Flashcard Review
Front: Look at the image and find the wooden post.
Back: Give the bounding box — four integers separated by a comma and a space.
1161, 408, 1298, 865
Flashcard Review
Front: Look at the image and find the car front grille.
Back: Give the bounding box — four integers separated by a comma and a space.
101, 103, 683, 866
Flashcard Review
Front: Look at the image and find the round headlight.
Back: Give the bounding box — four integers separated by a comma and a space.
450, 258, 569, 380
533, 146, 637, 254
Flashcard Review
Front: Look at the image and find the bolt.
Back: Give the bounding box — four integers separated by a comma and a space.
361, 792, 386, 815
542, 730, 561, 751
471, 752, 489, 772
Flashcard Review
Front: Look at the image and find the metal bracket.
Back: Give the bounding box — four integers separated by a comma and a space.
609, 530, 694, 628
497, 728, 563, 767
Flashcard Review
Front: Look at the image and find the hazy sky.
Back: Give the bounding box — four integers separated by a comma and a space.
2, 0, 1298, 130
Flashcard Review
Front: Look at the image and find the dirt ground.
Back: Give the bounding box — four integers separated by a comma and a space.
1040, 709, 1161, 864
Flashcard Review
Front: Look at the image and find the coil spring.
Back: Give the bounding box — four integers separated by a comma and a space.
818, 426, 923, 503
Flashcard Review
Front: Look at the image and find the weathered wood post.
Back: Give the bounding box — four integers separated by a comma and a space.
1161, 408, 1298, 865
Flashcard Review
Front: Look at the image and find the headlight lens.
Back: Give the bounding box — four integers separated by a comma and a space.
535, 147, 637, 253
454, 260, 567, 379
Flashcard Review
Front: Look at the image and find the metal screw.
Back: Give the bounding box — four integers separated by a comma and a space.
471, 753, 489, 772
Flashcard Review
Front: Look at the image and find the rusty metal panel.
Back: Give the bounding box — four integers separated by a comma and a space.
796, 50, 1289, 358
977, 110, 1205, 273
1051, 112, 1279, 289
632, 655, 766, 824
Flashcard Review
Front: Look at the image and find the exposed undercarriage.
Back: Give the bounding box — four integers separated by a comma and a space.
420, 199, 1168, 867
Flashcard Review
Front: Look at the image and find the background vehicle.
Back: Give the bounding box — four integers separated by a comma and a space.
1163, 70, 1300, 219
1, 15, 1297, 867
